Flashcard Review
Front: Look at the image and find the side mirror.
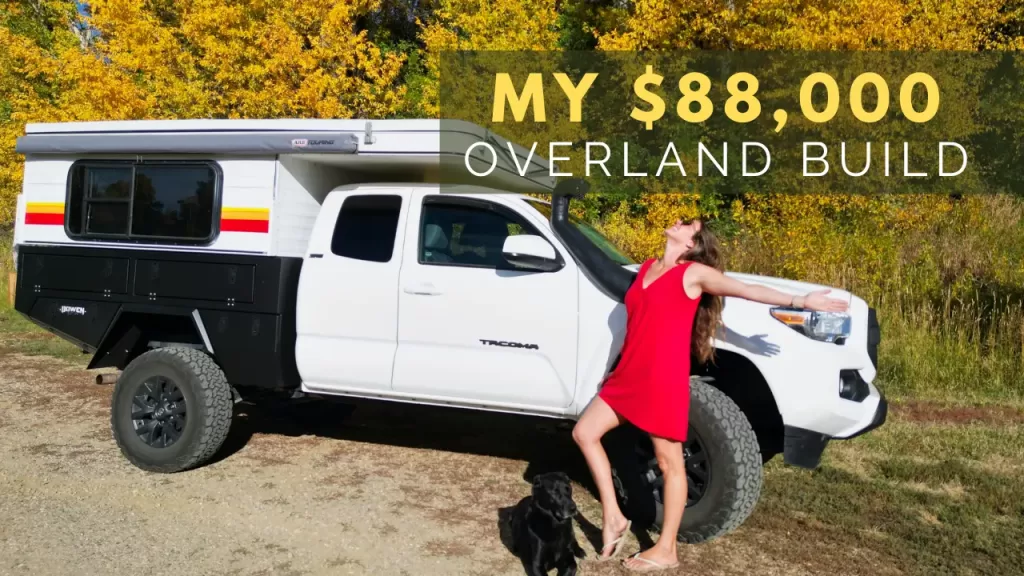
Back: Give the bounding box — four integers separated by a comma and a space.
502, 235, 561, 272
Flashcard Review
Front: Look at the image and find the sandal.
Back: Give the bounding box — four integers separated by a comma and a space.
598, 520, 631, 561
623, 552, 680, 572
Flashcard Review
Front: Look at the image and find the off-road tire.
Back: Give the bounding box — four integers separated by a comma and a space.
609, 379, 763, 544
110, 347, 233, 473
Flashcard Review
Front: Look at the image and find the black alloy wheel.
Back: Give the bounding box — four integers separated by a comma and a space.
131, 376, 187, 448
111, 347, 233, 473
609, 380, 763, 544
638, 427, 712, 508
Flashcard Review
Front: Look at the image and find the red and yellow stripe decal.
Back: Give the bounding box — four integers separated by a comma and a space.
24, 202, 65, 225
24, 202, 269, 233
220, 207, 269, 233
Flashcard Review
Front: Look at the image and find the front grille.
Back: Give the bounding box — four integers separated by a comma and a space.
867, 307, 880, 369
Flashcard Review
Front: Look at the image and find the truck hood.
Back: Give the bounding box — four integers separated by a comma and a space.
621, 264, 853, 301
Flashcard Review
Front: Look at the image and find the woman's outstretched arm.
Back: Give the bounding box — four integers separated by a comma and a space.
685, 263, 849, 312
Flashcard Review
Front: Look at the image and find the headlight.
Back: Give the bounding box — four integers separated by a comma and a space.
770, 308, 851, 343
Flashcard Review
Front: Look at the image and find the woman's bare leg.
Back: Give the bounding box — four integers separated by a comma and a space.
572, 396, 629, 558
623, 435, 685, 568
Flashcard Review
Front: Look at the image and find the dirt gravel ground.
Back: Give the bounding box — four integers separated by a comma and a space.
0, 349, 880, 576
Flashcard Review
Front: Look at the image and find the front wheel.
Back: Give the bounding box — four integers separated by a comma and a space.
110, 347, 233, 473
610, 379, 763, 543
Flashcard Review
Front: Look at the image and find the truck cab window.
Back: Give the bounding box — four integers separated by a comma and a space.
331, 194, 402, 262
419, 201, 531, 268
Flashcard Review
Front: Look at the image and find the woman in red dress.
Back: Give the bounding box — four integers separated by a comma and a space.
572, 218, 849, 572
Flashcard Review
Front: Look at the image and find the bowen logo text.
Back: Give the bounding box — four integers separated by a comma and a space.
59, 305, 86, 316
479, 339, 539, 350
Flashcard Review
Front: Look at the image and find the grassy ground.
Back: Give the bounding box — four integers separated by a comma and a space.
0, 304, 83, 361
0, 261, 1021, 574
752, 417, 1024, 575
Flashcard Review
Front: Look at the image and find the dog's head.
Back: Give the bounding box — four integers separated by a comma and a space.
531, 471, 578, 523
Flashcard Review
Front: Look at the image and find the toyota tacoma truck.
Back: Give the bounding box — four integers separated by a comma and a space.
11, 118, 886, 543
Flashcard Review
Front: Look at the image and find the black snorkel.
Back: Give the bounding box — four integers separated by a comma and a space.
548, 179, 636, 303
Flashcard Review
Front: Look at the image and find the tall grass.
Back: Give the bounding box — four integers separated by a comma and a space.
726, 195, 1024, 404
0, 227, 15, 309
875, 293, 1023, 403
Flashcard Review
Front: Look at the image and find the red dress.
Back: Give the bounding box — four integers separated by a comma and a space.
598, 259, 698, 442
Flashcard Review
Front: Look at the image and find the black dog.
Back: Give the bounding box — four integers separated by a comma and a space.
509, 471, 585, 576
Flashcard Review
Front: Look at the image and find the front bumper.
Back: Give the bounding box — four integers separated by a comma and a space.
782, 392, 888, 469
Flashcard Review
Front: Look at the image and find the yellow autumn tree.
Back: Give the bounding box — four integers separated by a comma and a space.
594, 0, 1023, 51
1, 1, 151, 224
84, 0, 407, 119
418, 0, 562, 118
588, 0, 1024, 281
0, 0, 407, 224
416, 1, 601, 198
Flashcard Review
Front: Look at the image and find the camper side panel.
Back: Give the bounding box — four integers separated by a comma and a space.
216, 158, 276, 254
19, 157, 74, 246
16, 156, 276, 255
271, 156, 349, 258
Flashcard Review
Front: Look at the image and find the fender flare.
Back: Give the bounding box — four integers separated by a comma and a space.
88, 305, 211, 370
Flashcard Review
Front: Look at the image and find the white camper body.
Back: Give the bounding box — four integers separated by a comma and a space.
15, 118, 553, 258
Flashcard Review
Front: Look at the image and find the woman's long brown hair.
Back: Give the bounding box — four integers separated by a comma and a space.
678, 220, 724, 364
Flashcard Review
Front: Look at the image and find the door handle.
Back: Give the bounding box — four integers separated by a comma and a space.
403, 282, 442, 296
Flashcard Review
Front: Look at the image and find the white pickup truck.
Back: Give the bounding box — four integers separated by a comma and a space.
12, 118, 885, 543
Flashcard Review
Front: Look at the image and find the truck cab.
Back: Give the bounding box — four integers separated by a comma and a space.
296, 185, 607, 415
295, 183, 884, 438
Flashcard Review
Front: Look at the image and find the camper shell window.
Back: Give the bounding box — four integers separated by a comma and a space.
66, 160, 221, 244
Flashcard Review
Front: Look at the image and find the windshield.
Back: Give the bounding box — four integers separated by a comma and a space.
525, 200, 637, 266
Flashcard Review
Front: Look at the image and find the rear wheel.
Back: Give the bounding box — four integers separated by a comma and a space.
110, 347, 233, 473
610, 379, 763, 543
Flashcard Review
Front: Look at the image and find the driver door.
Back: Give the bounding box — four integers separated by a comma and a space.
391, 192, 579, 411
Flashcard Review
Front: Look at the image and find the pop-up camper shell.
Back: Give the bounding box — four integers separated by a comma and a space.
12, 119, 554, 389
14, 119, 555, 257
